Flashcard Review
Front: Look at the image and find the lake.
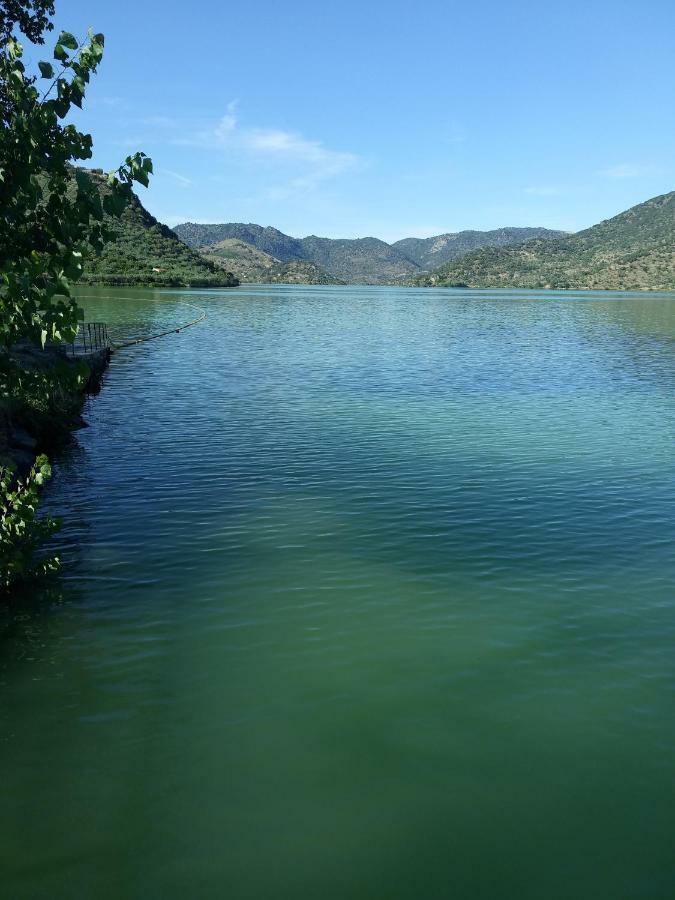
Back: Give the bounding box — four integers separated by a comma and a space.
2, 284, 675, 898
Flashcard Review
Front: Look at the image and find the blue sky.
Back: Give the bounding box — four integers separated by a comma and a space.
42, 0, 675, 240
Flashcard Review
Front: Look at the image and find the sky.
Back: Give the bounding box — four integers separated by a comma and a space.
36, 0, 675, 241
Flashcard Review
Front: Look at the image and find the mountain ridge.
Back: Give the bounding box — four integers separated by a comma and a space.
419, 191, 675, 291
173, 222, 565, 285
200, 238, 344, 284
393, 227, 567, 269
174, 222, 417, 284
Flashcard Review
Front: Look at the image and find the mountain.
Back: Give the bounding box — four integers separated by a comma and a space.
200, 239, 344, 284
175, 223, 418, 284
420, 192, 675, 291
393, 227, 566, 269
78, 171, 238, 287
174, 221, 575, 285
174, 223, 305, 260
297, 236, 418, 283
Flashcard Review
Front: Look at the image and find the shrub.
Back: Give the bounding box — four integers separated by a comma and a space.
0, 455, 60, 590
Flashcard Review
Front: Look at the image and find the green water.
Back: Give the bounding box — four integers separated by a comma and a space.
2, 285, 675, 898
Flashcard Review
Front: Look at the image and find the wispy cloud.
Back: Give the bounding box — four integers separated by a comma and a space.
598, 163, 656, 179
173, 101, 360, 194
160, 169, 193, 188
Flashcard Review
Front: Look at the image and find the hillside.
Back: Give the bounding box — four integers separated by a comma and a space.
175, 221, 573, 285
175, 223, 305, 260
393, 227, 566, 269
175, 223, 417, 284
201, 239, 344, 284
421, 192, 675, 291
299, 235, 418, 283
78, 171, 239, 288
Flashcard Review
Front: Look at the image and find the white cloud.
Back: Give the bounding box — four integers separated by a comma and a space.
174, 102, 360, 194
214, 100, 238, 139
599, 163, 655, 178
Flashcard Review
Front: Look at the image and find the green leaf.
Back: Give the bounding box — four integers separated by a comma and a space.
7, 38, 23, 60
53, 43, 68, 62
134, 169, 149, 188
58, 31, 79, 50
38, 61, 55, 79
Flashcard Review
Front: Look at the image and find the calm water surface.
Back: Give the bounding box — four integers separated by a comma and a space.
2, 285, 675, 898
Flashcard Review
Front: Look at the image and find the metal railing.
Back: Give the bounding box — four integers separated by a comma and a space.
63, 322, 111, 358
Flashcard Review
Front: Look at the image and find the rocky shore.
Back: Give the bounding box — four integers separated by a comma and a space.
1, 345, 110, 474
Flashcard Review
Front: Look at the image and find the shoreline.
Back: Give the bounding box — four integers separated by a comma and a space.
1, 345, 110, 476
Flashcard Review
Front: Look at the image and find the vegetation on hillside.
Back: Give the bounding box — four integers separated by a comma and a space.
299, 235, 418, 284
393, 227, 566, 270
419, 193, 675, 291
80, 172, 239, 287
175, 223, 417, 283
175, 221, 575, 285
176, 223, 305, 258
200, 238, 342, 284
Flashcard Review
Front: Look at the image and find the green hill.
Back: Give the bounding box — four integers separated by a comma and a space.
78, 170, 239, 288
175, 222, 417, 284
421, 192, 675, 291
298, 235, 418, 283
174, 221, 574, 285
175, 223, 305, 260
393, 227, 566, 269
201, 239, 344, 284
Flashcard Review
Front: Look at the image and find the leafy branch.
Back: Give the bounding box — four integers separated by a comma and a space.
0, 455, 61, 590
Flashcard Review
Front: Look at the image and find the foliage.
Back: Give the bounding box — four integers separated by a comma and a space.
392, 227, 566, 270
421, 192, 675, 291
0, 454, 60, 590
174, 222, 420, 285
0, 27, 152, 350
0, 4, 153, 592
78, 172, 239, 287
199, 238, 342, 284
1, 350, 89, 444
0, 0, 54, 45
175, 223, 572, 285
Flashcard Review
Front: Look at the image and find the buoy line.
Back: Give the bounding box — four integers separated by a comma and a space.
75, 295, 208, 352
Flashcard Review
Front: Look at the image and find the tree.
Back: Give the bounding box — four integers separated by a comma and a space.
0, 0, 54, 45
0, 0, 54, 124
1, 24, 153, 349
0, 2, 152, 588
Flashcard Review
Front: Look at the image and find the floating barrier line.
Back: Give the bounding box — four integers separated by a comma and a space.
75, 295, 207, 352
